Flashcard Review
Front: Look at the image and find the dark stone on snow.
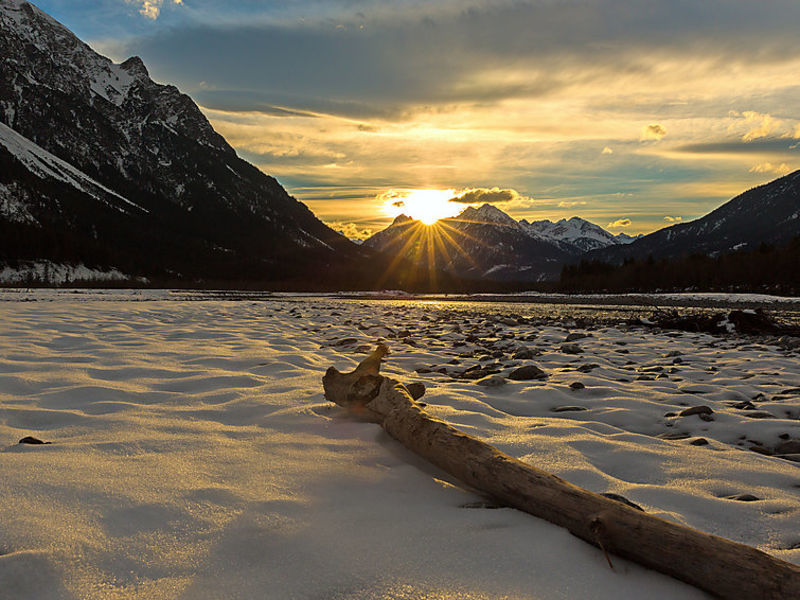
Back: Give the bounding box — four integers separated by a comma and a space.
743, 411, 777, 419
569, 382, 585, 390
679, 405, 714, 417
406, 382, 426, 400
508, 365, 547, 381
690, 438, 709, 446
19, 436, 51, 445
726, 493, 760, 502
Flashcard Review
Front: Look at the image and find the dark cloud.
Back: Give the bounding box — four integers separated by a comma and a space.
117, 0, 800, 120
450, 188, 518, 204
676, 139, 800, 155
392, 200, 405, 207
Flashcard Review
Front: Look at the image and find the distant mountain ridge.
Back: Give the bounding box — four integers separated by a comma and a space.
521, 216, 640, 253
587, 169, 800, 265
0, 0, 367, 284
364, 203, 636, 281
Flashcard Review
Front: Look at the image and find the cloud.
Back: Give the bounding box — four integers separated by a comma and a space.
392, 200, 405, 207
607, 218, 632, 228
749, 162, 792, 175
640, 124, 666, 141
328, 221, 374, 241
739, 111, 781, 142
450, 188, 521, 204
664, 216, 683, 222
126, 0, 183, 20
558, 200, 587, 208
602, 146, 614, 154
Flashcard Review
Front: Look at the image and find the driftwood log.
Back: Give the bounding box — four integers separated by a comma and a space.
323, 345, 800, 600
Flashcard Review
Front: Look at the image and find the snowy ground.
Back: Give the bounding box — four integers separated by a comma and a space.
1, 291, 799, 599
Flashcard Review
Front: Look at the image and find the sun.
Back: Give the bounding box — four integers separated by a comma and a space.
381, 188, 459, 225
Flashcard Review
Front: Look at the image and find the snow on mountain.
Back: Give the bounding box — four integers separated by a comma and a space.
364, 204, 633, 281
588, 169, 800, 264
0, 0, 372, 284
459, 203, 522, 229
0, 121, 145, 215
521, 216, 639, 253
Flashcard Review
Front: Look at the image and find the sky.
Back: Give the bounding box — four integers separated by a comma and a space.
33, 0, 800, 239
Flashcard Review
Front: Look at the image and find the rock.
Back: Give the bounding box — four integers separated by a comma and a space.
690, 438, 709, 446
476, 375, 507, 387
730, 401, 756, 410
512, 348, 536, 360
601, 493, 645, 512
560, 343, 583, 354
406, 382, 426, 400
775, 440, 800, 454
18, 436, 51, 445
665, 351, 682, 358
508, 365, 547, 381
743, 411, 776, 419
354, 345, 373, 354
565, 332, 591, 342
569, 382, 585, 390
664, 412, 677, 417
462, 369, 490, 380
679, 405, 714, 417
778, 454, 800, 463
726, 493, 760, 502
577, 363, 599, 373
332, 337, 358, 347
415, 367, 433, 374
552, 405, 587, 412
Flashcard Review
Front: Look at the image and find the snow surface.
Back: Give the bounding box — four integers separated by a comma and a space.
0, 122, 146, 214
1, 292, 799, 598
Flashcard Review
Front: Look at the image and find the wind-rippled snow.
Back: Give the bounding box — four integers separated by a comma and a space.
1, 291, 798, 599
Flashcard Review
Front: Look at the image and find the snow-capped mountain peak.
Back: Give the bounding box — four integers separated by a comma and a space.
364, 203, 637, 281
458, 203, 521, 228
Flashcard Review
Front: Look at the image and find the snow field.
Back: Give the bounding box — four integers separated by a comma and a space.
1, 293, 799, 598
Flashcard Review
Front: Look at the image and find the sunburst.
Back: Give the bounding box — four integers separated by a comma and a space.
381, 189, 459, 225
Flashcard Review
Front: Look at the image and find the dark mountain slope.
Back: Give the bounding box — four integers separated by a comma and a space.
588, 170, 800, 265
0, 0, 371, 284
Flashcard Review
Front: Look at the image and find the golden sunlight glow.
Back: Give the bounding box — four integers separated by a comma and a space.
380, 188, 459, 225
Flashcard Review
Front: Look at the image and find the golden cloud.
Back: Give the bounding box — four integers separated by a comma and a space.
749, 162, 792, 175
640, 124, 666, 141
740, 111, 781, 142
127, 1, 183, 20
607, 218, 632, 228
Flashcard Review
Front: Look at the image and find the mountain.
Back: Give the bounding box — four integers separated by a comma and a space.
587, 170, 800, 265
521, 216, 640, 253
0, 0, 367, 285
363, 204, 634, 281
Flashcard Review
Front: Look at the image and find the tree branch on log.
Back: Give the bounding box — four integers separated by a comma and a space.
322, 345, 800, 600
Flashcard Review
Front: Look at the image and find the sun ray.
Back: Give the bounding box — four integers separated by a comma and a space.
381, 189, 459, 225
